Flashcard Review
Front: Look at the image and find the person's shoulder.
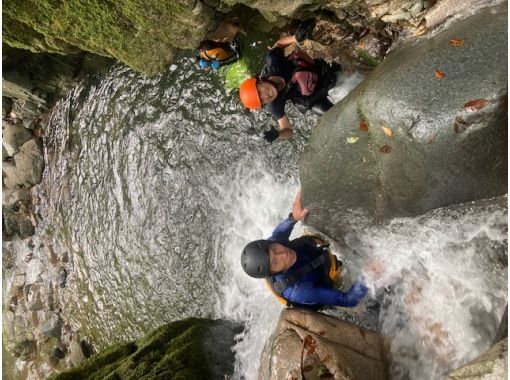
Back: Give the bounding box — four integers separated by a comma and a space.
264, 95, 286, 119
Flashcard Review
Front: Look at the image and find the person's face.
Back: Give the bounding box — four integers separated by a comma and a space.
256, 81, 278, 105
269, 243, 297, 273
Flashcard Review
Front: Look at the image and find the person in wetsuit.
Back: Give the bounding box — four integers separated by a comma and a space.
240, 192, 368, 310
239, 20, 340, 142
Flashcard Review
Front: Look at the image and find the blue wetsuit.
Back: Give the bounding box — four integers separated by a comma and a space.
268, 217, 368, 308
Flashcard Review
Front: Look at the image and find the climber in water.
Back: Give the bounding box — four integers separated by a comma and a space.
238, 19, 340, 142
240, 191, 368, 310
196, 37, 242, 72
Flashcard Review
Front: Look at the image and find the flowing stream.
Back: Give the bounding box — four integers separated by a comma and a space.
36, 57, 507, 379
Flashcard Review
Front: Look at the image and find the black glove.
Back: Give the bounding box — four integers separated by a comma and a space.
263, 126, 280, 143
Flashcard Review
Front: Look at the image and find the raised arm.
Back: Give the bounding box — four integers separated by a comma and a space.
282, 280, 368, 307
268, 191, 309, 242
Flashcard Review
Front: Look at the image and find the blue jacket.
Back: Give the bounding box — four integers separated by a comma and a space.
268, 217, 367, 308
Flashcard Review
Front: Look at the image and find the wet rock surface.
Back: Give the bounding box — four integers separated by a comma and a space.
300, 3, 507, 237
259, 308, 389, 380
445, 338, 508, 380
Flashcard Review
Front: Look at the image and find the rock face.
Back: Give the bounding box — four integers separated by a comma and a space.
300, 3, 507, 237
3, 0, 217, 75
445, 338, 508, 380
259, 309, 388, 380
49, 318, 242, 380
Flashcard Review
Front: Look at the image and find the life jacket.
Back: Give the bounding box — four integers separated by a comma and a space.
264, 235, 343, 308
199, 47, 235, 62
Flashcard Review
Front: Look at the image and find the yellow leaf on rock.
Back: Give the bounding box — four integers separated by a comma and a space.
382, 125, 393, 137
346, 136, 359, 144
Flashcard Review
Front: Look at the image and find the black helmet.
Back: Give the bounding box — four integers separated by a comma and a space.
241, 240, 271, 278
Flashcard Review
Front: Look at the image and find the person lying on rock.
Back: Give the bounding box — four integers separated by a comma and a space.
196, 36, 242, 72
239, 19, 340, 143
240, 191, 368, 310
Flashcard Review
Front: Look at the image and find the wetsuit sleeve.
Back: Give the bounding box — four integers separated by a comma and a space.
268, 217, 296, 243
265, 47, 286, 67
282, 280, 368, 307
264, 95, 286, 120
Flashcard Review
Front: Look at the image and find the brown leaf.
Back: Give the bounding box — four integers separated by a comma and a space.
379, 145, 392, 154
434, 69, 445, 79
319, 330, 326, 336
382, 125, 393, 137
453, 123, 459, 133
322, 355, 330, 363
303, 365, 314, 372
359, 120, 368, 131
463, 98, 489, 112
303, 335, 317, 354
449, 38, 464, 46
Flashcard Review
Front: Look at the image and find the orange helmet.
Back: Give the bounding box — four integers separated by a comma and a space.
239, 77, 261, 109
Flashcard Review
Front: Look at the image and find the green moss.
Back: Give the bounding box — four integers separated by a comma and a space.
357, 50, 380, 68
50, 318, 216, 380
3, 0, 217, 75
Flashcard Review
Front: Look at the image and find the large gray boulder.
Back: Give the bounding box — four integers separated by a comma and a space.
3, 138, 45, 189
259, 309, 388, 380
3, 121, 33, 156
300, 3, 507, 236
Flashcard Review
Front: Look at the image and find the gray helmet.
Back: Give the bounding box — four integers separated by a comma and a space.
241, 240, 271, 278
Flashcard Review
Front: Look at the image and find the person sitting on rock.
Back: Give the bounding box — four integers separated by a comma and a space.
196, 36, 242, 72
239, 19, 340, 142
240, 192, 368, 310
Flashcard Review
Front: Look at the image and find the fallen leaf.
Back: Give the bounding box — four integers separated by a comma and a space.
322, 355, 330, 363
382, 125, 393, 137
346, 136, 359, 144
453, 123, 459, 133
319, 330, 326, 336
379, 145, 392, 154
414, 26, 428, 36
449, 38, 464, 46
359, 120, 368, 131
303, 365, 314, 372
463, 98, 489, 112
434, 69, 445, 79
303, 335, 317, 354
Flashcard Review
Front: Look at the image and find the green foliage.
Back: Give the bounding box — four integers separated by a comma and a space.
2, 0, 215, 75
50, 318, 215, 380
357, 50, 380, 69
220, 31, 271, 91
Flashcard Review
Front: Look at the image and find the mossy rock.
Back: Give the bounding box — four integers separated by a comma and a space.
50, 318, 241, 380
3, 0, 218, 75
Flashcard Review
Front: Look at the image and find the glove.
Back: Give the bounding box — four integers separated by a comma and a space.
349, 280, 368, 302
211, 59, 220, 70
263, 126, 280, 143
198, 59, 210, 70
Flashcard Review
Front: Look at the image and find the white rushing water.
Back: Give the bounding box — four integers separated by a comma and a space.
212, 156, 507, 380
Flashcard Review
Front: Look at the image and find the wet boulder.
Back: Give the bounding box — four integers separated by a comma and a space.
300, 4, 507, 237
259, 309, 388, 380
50, 318, 242, 380
3, 120, 33, 156
3, 138, 45, 189
445, 338, 508, 380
